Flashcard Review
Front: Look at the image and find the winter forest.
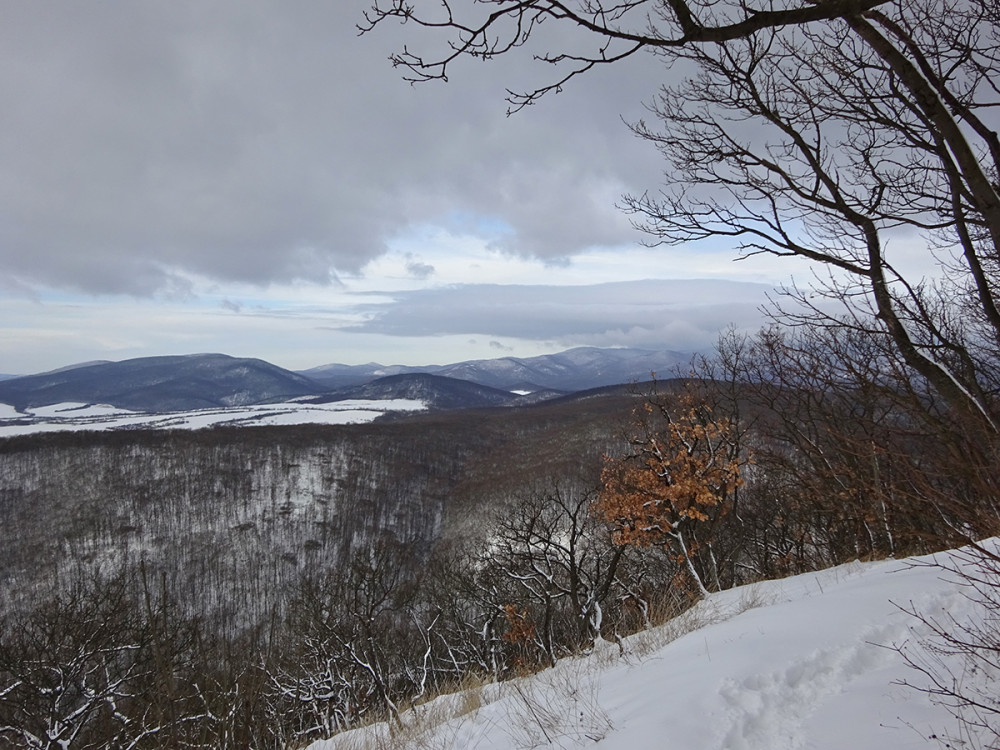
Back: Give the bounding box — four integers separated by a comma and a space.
5, 0, 1000, 747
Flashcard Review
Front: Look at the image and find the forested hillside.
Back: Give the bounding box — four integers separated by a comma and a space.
0, 386, 640, 630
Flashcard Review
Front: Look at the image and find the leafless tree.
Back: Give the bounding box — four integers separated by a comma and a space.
362, 11, 1000, 743
894, 545, 1000, 749
361, 0, 1000, 446
485, 486, 628, 658
360, 0, 895, 113
269, 540, 441, 742
0, 573, 163, 750
628, 3, 1000, 440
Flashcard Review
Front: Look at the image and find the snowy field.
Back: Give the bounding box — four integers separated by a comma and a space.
311, 547, 989, 750
0, 399, 427, 437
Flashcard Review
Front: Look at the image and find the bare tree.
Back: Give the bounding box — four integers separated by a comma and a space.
360, 0, 894, 113
894, 546, 1000, 749
0, 573, 158, 750
361, 0, 1000, 444
485, 486, 628, 658
269, 540, 440, 742
362, 9, 1000, 741
624, 2, 1000, 438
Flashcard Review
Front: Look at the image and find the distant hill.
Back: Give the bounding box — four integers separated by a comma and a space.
306, 373, 527, 410
300, 347, 690, 392
0, 354, 325, 412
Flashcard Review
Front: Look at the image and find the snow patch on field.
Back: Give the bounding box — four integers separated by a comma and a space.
28, 402, 135, 418
0, 399, 426, 436
0, 403, 22, 419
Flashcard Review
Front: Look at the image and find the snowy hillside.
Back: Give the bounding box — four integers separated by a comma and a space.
310, 548, 987, 750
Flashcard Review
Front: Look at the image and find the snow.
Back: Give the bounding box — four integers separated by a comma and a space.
309, 549, 983, 750
28, 402, 134, 418
0, 399, 427, 437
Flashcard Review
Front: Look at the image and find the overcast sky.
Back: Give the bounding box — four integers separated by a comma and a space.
0, 0, 806, 375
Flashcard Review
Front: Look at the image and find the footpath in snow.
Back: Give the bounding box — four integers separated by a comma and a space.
311, 548, 987, 750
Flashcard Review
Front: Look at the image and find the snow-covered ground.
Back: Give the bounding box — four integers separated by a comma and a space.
311, 548, 988, 750
0, 399, 427, 437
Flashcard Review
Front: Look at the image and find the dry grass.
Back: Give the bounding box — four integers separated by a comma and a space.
500, 659, 614, 748
324, 675, 499, 750
618, 581, 773, 662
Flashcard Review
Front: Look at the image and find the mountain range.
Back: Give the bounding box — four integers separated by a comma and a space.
299, 347, 690, 392
0, 347, 690, 412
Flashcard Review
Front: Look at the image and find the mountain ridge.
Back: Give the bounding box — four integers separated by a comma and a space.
0, 354, 323, 412
299, 346, 690, 391
0, 347, 691, 412
305, 372, 528, 410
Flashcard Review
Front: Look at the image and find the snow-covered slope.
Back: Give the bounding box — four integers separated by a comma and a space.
310, 548, 985, 750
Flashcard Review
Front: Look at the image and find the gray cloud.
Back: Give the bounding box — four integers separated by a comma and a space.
347, 279, 773, 350
0, 1, 664, 295
405, 257, 436, 280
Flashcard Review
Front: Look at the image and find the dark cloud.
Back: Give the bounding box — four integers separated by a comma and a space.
347, 279, 773, 350
0, 1, 664, 295
405, 257, 436, 280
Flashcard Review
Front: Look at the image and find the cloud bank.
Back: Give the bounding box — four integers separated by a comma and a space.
0, 0, 662, 295
349, 279, 772, 350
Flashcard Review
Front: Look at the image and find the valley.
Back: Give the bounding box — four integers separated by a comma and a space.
0, 383, 647, 630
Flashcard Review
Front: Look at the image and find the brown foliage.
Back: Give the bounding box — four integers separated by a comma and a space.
595, 389, 747, 595
596, 394, 743, 548
501, 604, 537, 645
